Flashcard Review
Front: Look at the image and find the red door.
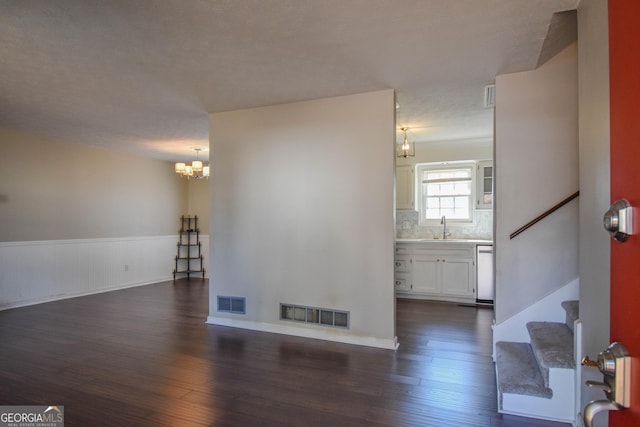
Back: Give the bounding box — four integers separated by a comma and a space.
609, 0, 640, 425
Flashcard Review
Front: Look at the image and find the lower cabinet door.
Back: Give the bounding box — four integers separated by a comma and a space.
411, 256, 440, 293
394, 274, 411, 292
440, 258, 474, 297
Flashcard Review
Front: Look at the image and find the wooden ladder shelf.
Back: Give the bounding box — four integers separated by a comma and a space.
172, 215, 205, 280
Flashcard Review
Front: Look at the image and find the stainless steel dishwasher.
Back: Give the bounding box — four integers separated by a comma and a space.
476, 245, 494, 304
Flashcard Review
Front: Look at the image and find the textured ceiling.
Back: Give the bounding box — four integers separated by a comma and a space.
0, 0, 578, 161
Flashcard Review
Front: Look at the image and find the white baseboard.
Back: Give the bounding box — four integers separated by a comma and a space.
206, 315, 399, 350
396, 292, 476, 304
501, 391, 575, 423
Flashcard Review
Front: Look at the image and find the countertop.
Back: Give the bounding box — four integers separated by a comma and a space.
396, 238, 493, 245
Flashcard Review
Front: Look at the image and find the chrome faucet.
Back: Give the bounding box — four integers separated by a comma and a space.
441, 215, 447, 240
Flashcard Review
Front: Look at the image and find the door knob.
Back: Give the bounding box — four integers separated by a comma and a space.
584, 400, 620, 427
582, 342, 631, 427
603, 199, 634, 241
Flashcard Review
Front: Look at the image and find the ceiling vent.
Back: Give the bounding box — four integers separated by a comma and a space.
484, 84, 496, 108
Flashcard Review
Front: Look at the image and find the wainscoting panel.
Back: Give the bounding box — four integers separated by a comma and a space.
0, 235, 209, 310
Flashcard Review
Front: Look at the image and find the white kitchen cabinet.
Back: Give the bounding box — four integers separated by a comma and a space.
396, 165, 414, 210
394, 274, 411, 292
394, 242, 476, 303
411, 255, 440, 293
440, 258, 474, 297
476, 160, 493, 210
394, 245, 411, 292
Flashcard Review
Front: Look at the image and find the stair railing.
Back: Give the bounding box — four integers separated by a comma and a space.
509, 191, 580, 240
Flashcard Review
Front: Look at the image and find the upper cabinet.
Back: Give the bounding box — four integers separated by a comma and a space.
476, 160, 493, 209
396, 165, 414, 210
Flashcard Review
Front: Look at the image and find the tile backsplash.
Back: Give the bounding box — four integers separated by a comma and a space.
396, 209, 493, 240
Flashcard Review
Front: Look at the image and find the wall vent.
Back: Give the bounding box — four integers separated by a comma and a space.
217, 296, 246, 314
280, 303, 349, 329
484, 84, 496, 108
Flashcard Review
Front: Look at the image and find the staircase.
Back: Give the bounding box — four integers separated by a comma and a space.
495, 300, 579, 422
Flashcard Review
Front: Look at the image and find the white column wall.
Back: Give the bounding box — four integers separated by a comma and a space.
207, 90, 397, 349
577, 0, 611, 423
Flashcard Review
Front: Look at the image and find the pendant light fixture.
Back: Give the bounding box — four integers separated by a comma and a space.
175, 148, 209, 179
397, 127, 415, 158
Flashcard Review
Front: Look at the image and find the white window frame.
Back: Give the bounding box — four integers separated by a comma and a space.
416, 161, 476, 225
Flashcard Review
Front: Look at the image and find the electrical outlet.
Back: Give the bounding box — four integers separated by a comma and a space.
124, 264, 129, 271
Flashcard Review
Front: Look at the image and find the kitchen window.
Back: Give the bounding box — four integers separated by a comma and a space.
416, 162, 475, 224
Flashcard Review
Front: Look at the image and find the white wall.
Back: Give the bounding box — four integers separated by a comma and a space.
494, 44, 579, 324
207, 90, 397, 349
577, 0, 611, 423
187, 179, 210, 234
0, 127, 192, 309
0, 127, 187, 241
395, 137, 493, 167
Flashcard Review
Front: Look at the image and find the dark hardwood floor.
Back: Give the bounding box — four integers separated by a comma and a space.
0, 280, 570, 426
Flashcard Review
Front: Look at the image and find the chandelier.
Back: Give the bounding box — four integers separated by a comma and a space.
396, 127, 415, 158
175, 148, 210, 179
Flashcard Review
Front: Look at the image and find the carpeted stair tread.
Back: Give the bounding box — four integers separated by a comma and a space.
561, 300, 579, 322
496, 341, 553, 400
561, 300, 579, 332
527, 321, 575, 387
